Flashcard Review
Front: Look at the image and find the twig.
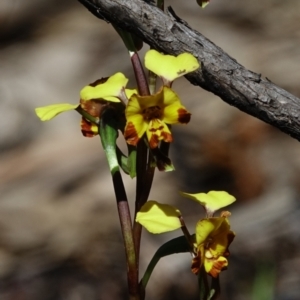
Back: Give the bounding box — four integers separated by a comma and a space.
77, 0, 300, 142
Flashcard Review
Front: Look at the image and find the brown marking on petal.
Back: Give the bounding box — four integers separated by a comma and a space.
89, 77, 108, 87
142, 106, 163, 121
226, 231, 235, 249
148, 122, 173, 148
191, 258, 200, 275
81, 118, 98, 137
149, 124, 164, 133
178, 108, 191, 124
80, 99, 108, 118
217, 231, 235, 259
124, 121, 140, 146
205, 237, 214, 249
224, 249, 230, 257
177, 69, 186, 75
209, 258, 228, 278
79, 77, 111, 117
161, 131, 173, 143
191, 252, 202, 275
148, 134, 160, 149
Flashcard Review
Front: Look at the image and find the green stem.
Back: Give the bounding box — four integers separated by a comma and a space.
99, 110, 139, 299
199, 266, 209, 300
75, 106, 99, 125
179, 216, 194, 250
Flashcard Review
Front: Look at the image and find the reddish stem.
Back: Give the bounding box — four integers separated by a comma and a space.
130, 52, 150, 96
112, 171, 140, 300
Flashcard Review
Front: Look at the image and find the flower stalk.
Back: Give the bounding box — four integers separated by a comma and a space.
130, 51, 150, 96
179, 216, 194, 250
129, 50, 155, 268
99, 108, 139, 299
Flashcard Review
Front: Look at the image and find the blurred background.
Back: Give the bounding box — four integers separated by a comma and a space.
1, 0, 300, 299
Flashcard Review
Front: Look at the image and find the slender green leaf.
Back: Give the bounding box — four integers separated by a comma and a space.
198, 267, 209, 300
209, 277, 220, 300
140, 235, 193, 290
113, 25, 143, 52
99, 108, 119, 175
127, 144, 137, 178
116, 147, 129, 175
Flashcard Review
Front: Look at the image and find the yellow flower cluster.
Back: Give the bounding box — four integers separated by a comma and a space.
35, 50, 199, 148
136, 191, 236, 277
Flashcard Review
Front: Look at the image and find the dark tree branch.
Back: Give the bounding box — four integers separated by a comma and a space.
78, 0, 300, 141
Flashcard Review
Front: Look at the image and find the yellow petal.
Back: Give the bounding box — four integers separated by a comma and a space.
124, 114, 148, 146
195, 217, 234, 255
209, 219, 235, 256
204, 256, 228, 278
145, 49, 200, 82
125, 88, 138, 99
162, 87, 191, 124
136, 200, 182, 234
124, 93, 148, 145
146, 119, 172, 148
81, 118, 98, 137
161, 87, 180, 107
130, 88, 164, 111
195, 218, 223, 245
126, 88, 164, 119
80, 72, 128, 102
35, 103, 78, 121
126, 94, 143, 117
180, 191, 236, 214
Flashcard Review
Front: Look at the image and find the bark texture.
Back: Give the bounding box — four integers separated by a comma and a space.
78, 0, 300, 141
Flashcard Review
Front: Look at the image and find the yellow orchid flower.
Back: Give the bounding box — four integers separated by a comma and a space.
145, 50, 200, 86
123, 49, 198, 148
124, 86, 191, 148
35, 73, 127, 121
35, 49, 199, 146
191, 216, 235, 278
180, 191, 236, 216
35, 73, 129, 136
